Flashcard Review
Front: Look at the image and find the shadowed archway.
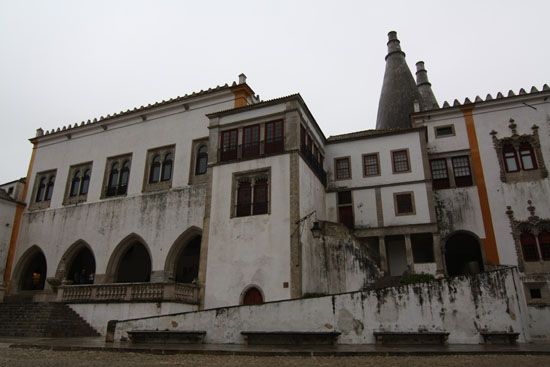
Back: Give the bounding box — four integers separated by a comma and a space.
105, 233, 152, 283
445, 231, 485, 277
164, 227, 202, 283
56, 240, 96, 284
13, 245, 47, 291
240, 285, 264, 305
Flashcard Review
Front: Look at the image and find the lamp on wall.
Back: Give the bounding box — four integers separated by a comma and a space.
310, 221, 322, 239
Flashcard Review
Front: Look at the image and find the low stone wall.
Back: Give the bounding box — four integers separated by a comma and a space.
113, 267, 531, 344
70, 302, 197, 335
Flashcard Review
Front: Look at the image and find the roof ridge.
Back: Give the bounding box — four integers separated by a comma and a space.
38, 81, 243, 139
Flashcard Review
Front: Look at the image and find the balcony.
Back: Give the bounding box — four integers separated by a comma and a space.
219, 137, 285, 163
300, 145, 327, 186
56, 282, 199, 304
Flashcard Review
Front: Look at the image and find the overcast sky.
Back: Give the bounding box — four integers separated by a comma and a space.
0, 0, 548, 183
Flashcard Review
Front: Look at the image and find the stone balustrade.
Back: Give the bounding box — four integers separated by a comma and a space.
57, 282, 199, 304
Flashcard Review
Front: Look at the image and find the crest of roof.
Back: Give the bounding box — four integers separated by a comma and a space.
327, 126, 425, 144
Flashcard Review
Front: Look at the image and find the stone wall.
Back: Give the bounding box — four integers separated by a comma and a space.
113, 266, 530, 344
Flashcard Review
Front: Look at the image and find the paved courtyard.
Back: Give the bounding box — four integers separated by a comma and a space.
1, 348, 550, 367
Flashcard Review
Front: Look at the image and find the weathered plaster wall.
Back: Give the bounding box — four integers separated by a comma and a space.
0, 200, 17, 285
527, 305, 550, 342
381, 183, 431, 226
14, 185, 206, 283
70, 302, 196, 335
353, 189, 378, 227
434, 187, 486, 240
114, 267, 529, 344
204, 155, 291, 309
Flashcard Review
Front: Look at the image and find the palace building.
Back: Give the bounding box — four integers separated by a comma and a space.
1, 31, 549, 343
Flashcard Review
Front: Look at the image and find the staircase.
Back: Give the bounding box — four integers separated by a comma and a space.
0, 302, 100, 337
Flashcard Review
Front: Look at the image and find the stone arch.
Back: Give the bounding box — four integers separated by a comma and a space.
55, 240, 96, 284
444, 230, 485, 277
105, 233, 152, 283
240, 284, 265, 305
12, 245, 47, 291
164, 226, 202, 283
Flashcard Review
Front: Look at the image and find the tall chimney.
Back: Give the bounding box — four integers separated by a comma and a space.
375, 31, 423, 130
415, 61, 439, 110
238, 73, 247, 85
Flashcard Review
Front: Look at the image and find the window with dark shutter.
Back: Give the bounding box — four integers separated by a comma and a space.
395, 193, 414, 215
430, 159, 450, 189
452, 156, 473, 187
337, 190, 354, 229
521, 232, 540, 262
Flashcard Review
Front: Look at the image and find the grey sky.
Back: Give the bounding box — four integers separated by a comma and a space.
0, 0, 548, 183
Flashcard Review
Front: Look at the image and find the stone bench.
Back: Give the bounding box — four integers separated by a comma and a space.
480, 331, 520, 344
127, 330, 206, 344
241, 331, 341, 345
373, 331, 449, 345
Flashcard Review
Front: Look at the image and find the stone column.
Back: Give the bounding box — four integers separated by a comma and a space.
404, 234, 415, 271
432, 233, 445, 277
378, 236, 388, 274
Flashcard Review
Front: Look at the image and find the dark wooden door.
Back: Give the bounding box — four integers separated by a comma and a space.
242, 287, 263, 305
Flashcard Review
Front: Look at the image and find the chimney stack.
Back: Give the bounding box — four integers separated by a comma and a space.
415, 61, 439, 110
36, 128, 44, 137
238, 73, 247, 85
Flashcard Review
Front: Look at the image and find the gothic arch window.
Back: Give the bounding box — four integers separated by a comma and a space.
233, 169, 270, 217
103, 154, 132, 198
30, 170, 56, 210
538, 231, 550, 261
64, 162, 92, 205
144, 145, 175, 191
195, 145, 208, 176
241, 286, 264, 305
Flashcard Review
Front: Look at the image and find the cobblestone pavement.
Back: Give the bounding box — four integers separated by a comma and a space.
0, 348, 550, 367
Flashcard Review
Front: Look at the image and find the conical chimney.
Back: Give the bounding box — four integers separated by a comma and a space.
375, 31, 423, 130
415, 61, 439, 110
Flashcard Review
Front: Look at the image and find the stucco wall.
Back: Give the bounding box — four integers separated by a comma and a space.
70, 302, 196, 335
0, 200, 17, 284
434, 187, 486, 240
204, 155, 291, 308
114, 267, 529, 344
14, 185, 206, 283
527, 305, 550, 342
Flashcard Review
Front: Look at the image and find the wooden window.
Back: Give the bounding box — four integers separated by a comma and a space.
104, 155, 131, 197
242, 287, 263, 305
149, 155, 161, 183
521, 232, 540, 262
392, 150, 410, 173
430, 159, 450, 189
242, 125, 260, 158
519, 142, 537, 170
452, 156, 473, 187
195, 145, 208, 175
30, 170, 56, 209
64, 162, 92, 205
337, 191, 354, 229
539, 231, 550, 261
45, 176, 55, 201
503, 144, 519, 173
236, 179, 252, 217
435, 125, 455, 138
220, 129, 238, 162
335, 157, 351, 180
530, 288, 542, 299
265, 120, 284, 154
252, 178, 268, 215
161, 153, 173, 181
36, 177, 46, 202
394, 192, 414, 215
363, 154, 380, 177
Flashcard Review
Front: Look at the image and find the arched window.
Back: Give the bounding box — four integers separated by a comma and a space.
80, 169, 90, 195
539, 231, 550, 261
149, 155, 161, 183
242, 286, 264, 305
503, 144, 519, 173
45, 176, 55, 200
521, 232, 539, 262
519, 142, 537, 170
36, 177, 46, 202
108, 162, 119, 195
119, 160, 130, 194
195, 145, 208, 176
161, 153, 173, 181
70, 170, 81, 197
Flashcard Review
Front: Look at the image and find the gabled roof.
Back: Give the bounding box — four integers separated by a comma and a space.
0, 188, 16, 204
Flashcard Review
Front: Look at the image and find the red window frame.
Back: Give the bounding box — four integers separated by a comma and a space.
242, 124, 260, 159
220, 129, 238, 162
521, 232, 540, 262
519, 142, 538, 171
430, 158, 450, 189
265, 120, 284, 154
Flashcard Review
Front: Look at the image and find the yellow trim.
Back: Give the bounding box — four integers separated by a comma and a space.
461, 107, 500, 265
4, 143, 37, 287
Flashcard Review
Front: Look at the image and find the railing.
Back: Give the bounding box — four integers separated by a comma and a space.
219, 137, 285, 163
57, 282, 200, 304
300, 145, 327, 186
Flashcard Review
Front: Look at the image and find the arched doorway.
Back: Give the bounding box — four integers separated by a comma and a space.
115, 242, 151, 283
174, 236, 201, 283
17, 247, 47, 291
66, 246, 96, 284
445, 231, 484, 276
241, 286, 264, 305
